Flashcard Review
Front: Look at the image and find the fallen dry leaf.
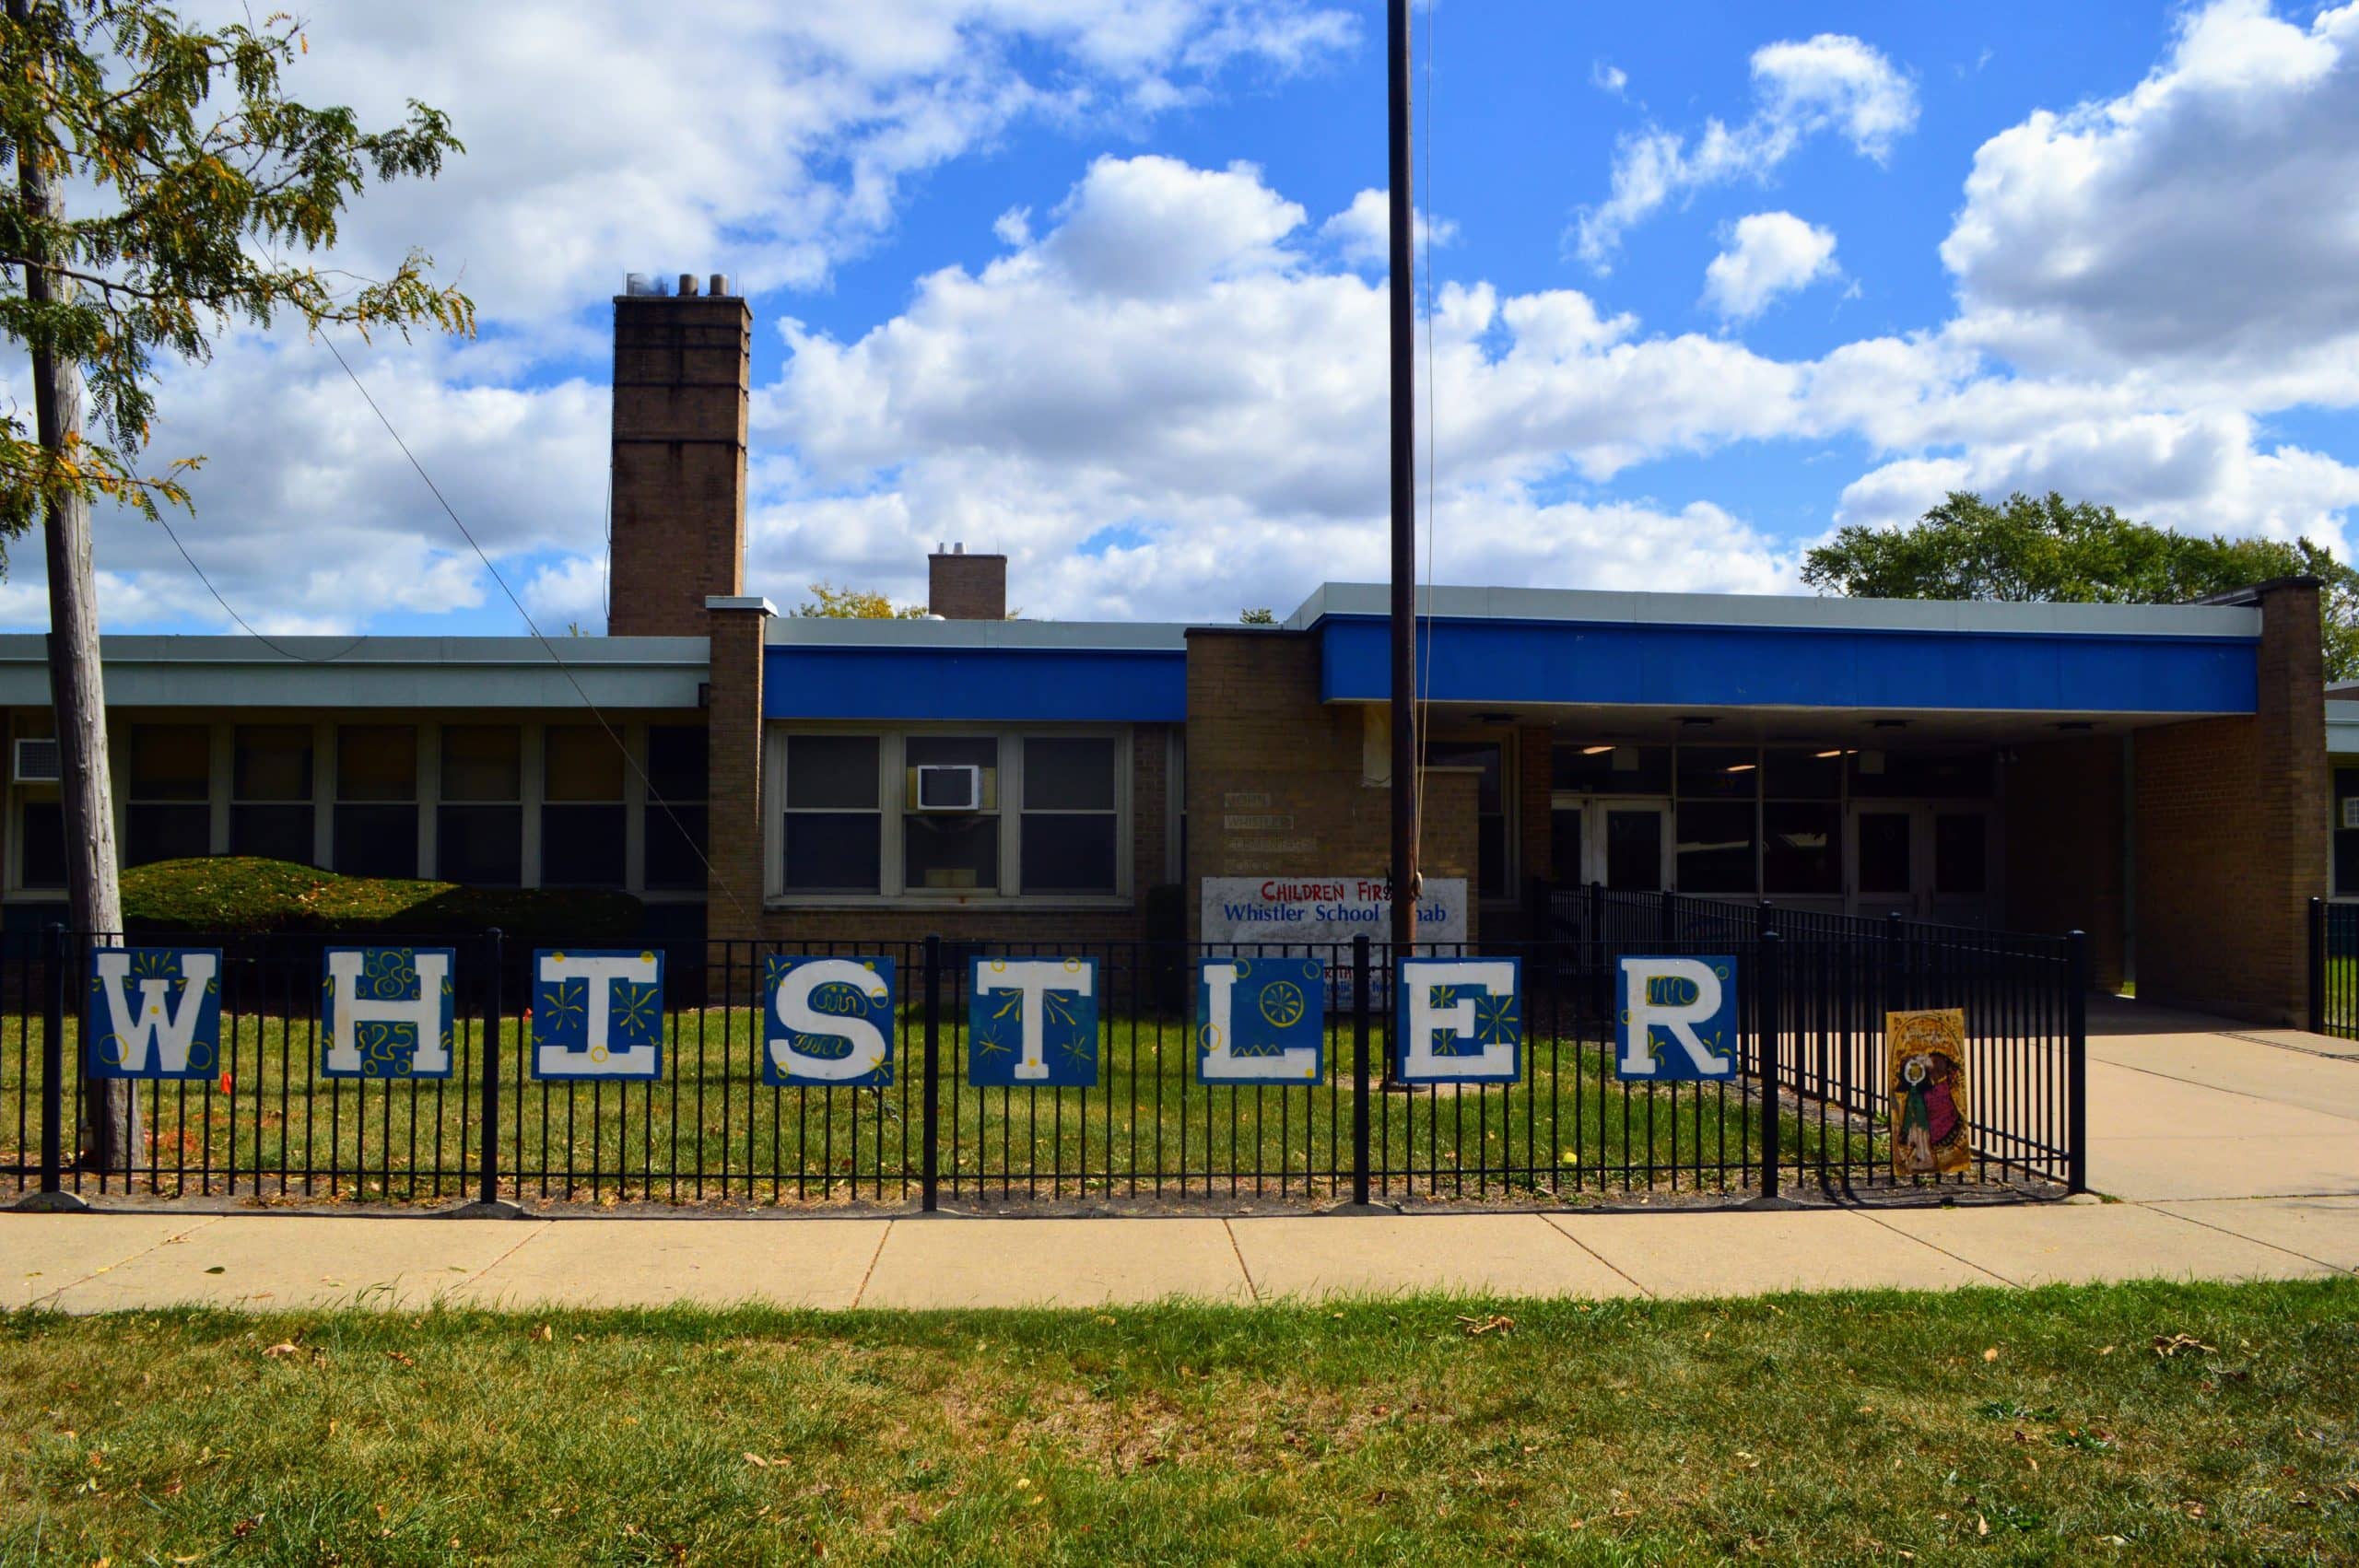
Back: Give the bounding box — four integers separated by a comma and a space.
261, 1342, 300, 1359
2154, 1333, 2215, 1358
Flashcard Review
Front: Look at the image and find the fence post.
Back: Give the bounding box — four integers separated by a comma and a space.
1756, 927, 1782, 1205
1351, 934, 1372, 1207
2067, 929, 2090, 1196
13, 925, 87, 1211
2308, 897, 2327, 1036
447, 928, 521, 1218
921, 934, 942, 1213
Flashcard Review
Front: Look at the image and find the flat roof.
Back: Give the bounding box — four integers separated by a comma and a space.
0, 634, 710, 709
1285, 583, 2263, 639
767, 617, 1186, 651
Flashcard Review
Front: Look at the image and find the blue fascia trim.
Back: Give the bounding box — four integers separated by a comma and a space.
766, 645, 1185, 722
1315, 615, 2258, 715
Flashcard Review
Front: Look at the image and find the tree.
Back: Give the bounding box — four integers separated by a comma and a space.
1803, 491, 2359, 681
796, 581, 929, 619
1238, 607, 1275, 625
3, 1, 472, 1172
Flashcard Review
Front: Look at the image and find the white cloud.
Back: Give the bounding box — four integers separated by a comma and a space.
1703, 212, 1839, 322
1942, 0, 2359, 400
1318, 188, 1459, 269
1572, 33, 1915, 269
1591, 60, 1628, 97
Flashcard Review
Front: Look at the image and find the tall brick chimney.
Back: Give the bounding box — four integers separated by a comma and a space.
607, 273, 749, 636
928, 544, 1006, 620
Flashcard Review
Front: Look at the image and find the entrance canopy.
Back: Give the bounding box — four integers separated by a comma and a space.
1293, 584, 2259, 720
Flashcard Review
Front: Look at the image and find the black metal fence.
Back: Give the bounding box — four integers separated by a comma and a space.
4, 902, 2086, 1212
2309, 897, 2359, 1039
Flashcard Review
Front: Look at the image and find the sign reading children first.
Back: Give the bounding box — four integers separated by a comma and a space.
85, 945, 1530, 1091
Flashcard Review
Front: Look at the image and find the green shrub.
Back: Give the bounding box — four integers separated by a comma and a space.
122, 858, 643, 943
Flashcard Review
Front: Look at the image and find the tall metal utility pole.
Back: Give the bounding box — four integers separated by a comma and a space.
1386, 0, 1418, 960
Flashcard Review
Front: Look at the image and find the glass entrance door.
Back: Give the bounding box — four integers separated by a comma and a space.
1848, 805, 1996, 925
1552, 797, 1670, 891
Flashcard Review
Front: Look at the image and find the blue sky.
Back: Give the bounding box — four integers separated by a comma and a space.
8, 0, 2358, 634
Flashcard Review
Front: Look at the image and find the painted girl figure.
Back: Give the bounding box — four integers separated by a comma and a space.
1889, 1011, 1971, 1176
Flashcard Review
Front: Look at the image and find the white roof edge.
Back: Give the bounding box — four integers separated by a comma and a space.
1284, 582, 2262, 639
705, 595, 777, 614
0, 633, 710, 665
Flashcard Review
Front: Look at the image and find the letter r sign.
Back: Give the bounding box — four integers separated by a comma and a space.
1617, 955, 1738, 1081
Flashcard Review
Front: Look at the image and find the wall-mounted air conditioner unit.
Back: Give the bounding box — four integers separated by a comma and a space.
914, 764, 982, 812
12, 737, 61, 784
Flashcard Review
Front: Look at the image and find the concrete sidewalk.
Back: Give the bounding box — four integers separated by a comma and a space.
6, 1196, 2355, 1313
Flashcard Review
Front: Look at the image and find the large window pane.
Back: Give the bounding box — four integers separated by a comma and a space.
437, 804, 522, 885
337, 726, 417, 802
646, 725, 708, 803
784, 813, 881, 893
1425, 741, 1503, 813
334, 804, 418, 880
786, 735, 879, 809
1675, 802, 1755, 895
1676, 746, 1758, 801
1763, 802, 1839, 895
20, 800, 65, 888
129, 724, 209, 801
1024, 738, 1115, 810
1550, 808, 1583, 884
2338, 768, 2359, 897
1553, 743, 1671, 794
440, 726, 521, 802
645, 803, 709, 891
1850, 749, 1997, 799
1605, 809, 1664, 892
1762, 748, 1842, 800
233, 725, 312, 802
544, 725, 625, 803
230, 803, 313, 864
126, 804, 208, 866
904, 813, 997, 890
1022, 814, 1116, 894
1858, 812, 1912, 895
542, 802, 627, 886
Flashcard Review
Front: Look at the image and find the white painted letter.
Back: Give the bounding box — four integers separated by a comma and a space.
977, 960, 1094, 1082
1620, 957, 1731, 1077
1200, 961, 1319, 1082
91, 951, 217, 1076
536, 952, 661, 1077
325, 950, 452, 1076
1402, 959, 1519, 1082
769, 959, 890, 1082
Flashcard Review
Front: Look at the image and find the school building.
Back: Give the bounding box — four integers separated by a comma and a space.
0, 277, 2332, 1024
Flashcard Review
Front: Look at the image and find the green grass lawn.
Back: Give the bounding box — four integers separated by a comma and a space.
4, 1280, 2354, 1563
2, 1009, 1886, 1209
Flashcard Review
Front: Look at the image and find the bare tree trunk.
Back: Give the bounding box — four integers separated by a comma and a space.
13, 6, 141, 1173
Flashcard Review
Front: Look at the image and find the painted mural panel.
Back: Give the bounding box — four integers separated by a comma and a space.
1889, 1007, 1971, 1176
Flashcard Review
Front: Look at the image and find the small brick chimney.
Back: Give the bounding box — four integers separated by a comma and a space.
607, 272, 749, 636
928, 544, 1006, 620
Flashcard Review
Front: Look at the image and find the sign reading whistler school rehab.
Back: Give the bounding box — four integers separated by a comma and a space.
1199, 877, 1468, 949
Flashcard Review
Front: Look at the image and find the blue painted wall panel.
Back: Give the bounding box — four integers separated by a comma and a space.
1317, 617, 2256, 715
766, 647, 1186, 721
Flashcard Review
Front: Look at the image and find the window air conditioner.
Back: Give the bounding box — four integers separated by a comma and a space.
914, 764, 982, 812
12, 737, 61, 784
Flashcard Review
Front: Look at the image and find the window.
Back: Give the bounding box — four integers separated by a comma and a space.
1762, 748, 1842, 800
1426, 740, 1508, 899
643, 725, 709, 892
20, 799, 65, 889
541, 725, 627, 887
1676, 745, 1759, 801
334, 726, 417, 879
903, 736, 997, 891
1763, 802, 1839, 895
1552, 743, 1670, 794
125, 723, 210, 866
772, 728, 1128, 900
229, 724, 314, 864
1675, 802, 1755, 895
1850, 749, 1996, 798
1022, 737, 1116, 894
437, 725, 522, 885
783, 734, 882, 893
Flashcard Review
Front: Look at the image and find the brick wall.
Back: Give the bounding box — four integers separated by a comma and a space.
2002, 735, 2127, 989
608, 294, 749, 637
2134, 580, 2327, 1024
703, 603, 768, 950
927, 554, 1007, 621
1182, 627, 1480, 940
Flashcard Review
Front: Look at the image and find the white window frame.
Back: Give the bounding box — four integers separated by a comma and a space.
765, 722, 1133, 907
